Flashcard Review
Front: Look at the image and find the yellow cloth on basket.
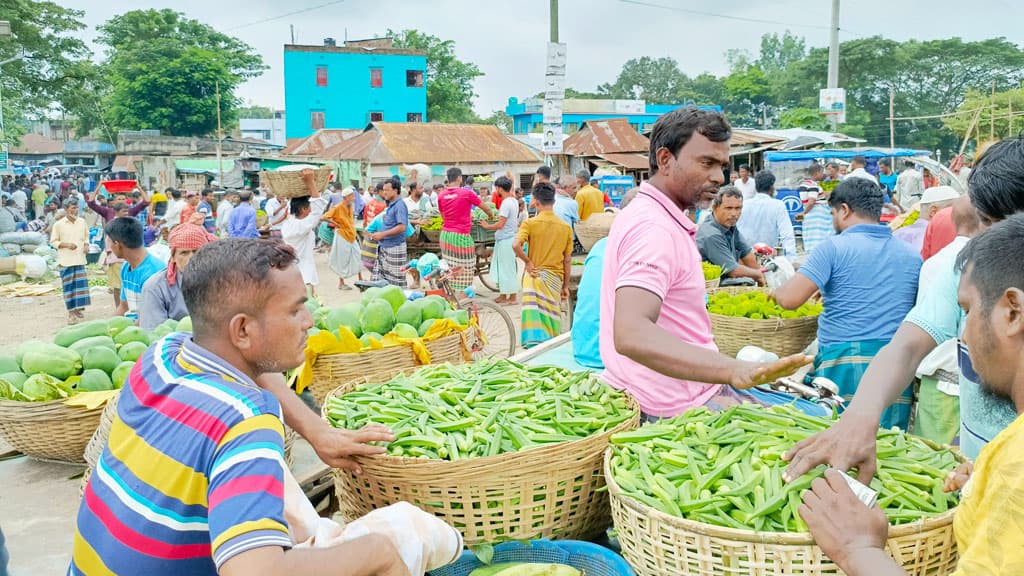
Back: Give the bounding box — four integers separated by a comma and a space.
63, 390, 119, 410
295, 318, 467, 394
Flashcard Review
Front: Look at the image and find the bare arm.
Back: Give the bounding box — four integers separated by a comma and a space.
773, 274, 818, 309
255, 373, 392, 473
513, 237, 535, 277
219, 535, 408, 576
561, 252, 571, 300
115, 300, 129, 317
479, 216, 507, 231
784, 322, 938, 483
613, 287, 812, 389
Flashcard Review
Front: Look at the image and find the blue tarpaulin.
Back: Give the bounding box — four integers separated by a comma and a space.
764, 148, 929, 161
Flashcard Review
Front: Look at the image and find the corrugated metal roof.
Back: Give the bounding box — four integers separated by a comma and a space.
281, 129, 362, 156
562, 119, 649, 157
112, 155, 142, 172
596, 153, 650, 171
323, 123, 542, 164
729, 129, 786, 147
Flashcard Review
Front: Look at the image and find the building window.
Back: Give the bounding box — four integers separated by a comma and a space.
369, 111, 384, 122
315, 66, 328, 87
406, 70, 424, 87
370, 68, 382, 88
407, 112, 423, 123
310, 110, 325, 130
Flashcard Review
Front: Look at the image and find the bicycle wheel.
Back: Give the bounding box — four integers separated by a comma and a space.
459, 298, 516, 359
475, 248, 498, 292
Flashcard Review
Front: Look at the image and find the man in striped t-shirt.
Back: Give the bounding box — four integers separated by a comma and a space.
106, 217, 166, 323
71, 239, 406, 576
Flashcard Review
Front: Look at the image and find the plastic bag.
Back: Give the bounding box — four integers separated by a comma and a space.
0, 231, 46, 245
764, 255, 796, 289
14, 255, 47, 279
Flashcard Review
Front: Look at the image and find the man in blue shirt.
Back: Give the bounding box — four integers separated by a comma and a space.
198, 188, 217, 234
228, 190, 259, 238
106, 217, 167, 323
552, 176, 580, 230
571, 188, 640, 369
773, 177, 922, 429
368, 176, 409, 287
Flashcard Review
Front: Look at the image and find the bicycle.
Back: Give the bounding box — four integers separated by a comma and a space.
415, 264, 516, 360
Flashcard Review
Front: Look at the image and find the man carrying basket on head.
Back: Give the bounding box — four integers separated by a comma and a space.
437, 167, 495, 291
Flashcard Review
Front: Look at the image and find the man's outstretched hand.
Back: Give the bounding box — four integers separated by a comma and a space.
310, 423, 395, 474
730, 354, 814, 390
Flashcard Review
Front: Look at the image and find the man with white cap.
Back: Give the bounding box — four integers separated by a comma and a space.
893, 185, 959, 254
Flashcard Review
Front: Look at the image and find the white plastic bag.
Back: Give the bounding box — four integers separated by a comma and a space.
765, 255, 796, 289
14, 255, 47, 279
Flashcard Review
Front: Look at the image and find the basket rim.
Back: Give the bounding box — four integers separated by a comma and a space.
0, 397, 106, 418
603, 448, 957, 544
322, 373, 640, 471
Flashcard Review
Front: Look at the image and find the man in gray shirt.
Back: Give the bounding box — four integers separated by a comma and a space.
696, 186, 764, 286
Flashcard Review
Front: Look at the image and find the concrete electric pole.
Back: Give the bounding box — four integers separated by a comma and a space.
826, 0, 840, 131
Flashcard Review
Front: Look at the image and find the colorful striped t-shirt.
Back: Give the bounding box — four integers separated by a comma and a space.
71, 332, 290, 575
120, 252, 166, 322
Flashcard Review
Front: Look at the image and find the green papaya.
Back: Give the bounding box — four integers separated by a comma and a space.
106, 316, 134, 338
111, 361, 135, 388
16, 340, 49, 367
114, 326, 150, 347
53, 320, 109, 348
118, 341, 149, 362
82, 347, 121, 374
177, 316, 193, 332
444, 308, 470, 326
20, 342, 82, 380
68, 336, 117, 357
0, 356, 18, 374
0, 372, 28, 391
417, 318, 437, 337
77, 369, 114, 392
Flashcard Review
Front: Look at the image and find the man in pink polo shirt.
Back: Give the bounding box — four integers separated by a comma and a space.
599, 108, 811, 420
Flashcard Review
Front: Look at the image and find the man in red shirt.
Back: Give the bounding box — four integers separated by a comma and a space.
920, 205, 956, 261
437, 167, 494, 290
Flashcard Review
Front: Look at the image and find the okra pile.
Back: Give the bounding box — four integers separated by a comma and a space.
609, 404, 960, 532
326, 359, 636, 460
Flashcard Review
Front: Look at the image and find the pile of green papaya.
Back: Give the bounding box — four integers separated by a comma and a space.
0, 315, 193, 402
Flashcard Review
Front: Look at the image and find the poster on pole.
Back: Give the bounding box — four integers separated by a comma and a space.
542, 123, 563, 154
0, 144, 9, 174
546, 42, 567, 76
543, 99, 563, 124
819, 88, 846, 124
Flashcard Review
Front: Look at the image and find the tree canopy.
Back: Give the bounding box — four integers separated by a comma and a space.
94, 9, 265, 137
387, 29, 483, 124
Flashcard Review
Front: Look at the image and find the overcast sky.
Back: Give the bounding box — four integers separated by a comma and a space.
62, 0, 1021, 117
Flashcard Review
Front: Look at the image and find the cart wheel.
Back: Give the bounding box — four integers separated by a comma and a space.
478, 269, 498, 292
475, 249, 498, 292
459, 298, 516, 359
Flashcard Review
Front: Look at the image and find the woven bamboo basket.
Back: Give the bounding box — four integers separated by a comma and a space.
704, 277, 721, 292
421, 228, 443, 243
576, 212, 616, 252
605, 450, 959, 576
307, 332, 467, 405
323, 372, 641, 546
708, 286, 819, 357
0, 396, 107, 464
262, 166, 334, 199
78, 393, 300, 496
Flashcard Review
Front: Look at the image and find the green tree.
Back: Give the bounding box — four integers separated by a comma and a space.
598, 56, 688, 103
778, 107, 831, 131
723, 65, 774, 126
943, 88, 1024, 142
481, 110, 511, 132
387, 29, 483, 123
96, 9, 265, 136
678, 73, 726, 106
0, 0, 92, 143
757, 31, 806, 75
237, 105, 275, 119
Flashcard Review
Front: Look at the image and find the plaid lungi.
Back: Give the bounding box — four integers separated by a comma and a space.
440, 230, 476, 290
360, 234, 379, 272
373, 243, 408, 287
60, 265, 91, 311
812, 339, 912, 430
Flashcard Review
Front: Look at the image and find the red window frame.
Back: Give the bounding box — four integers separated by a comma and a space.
315, 66, 328, 87
370, 68, 382, 88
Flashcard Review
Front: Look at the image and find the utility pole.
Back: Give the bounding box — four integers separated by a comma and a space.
991, 80, 996, 140
889, 86, 895, 162
216, 80, 224, 188
0, 21, 12, 176
550, 0, 559, 43
290, 24, 295, 44
826, 0, 840, 131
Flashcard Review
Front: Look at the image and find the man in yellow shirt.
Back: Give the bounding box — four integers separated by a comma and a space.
797, 214, 1024, 576
575, 170, 605, 222
49, 198, 91, 324
514, 182, 573, 348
